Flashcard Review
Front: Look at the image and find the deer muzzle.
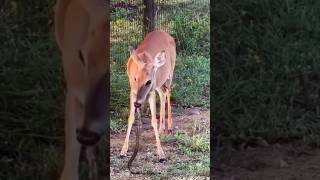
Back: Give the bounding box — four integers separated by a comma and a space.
76, 76, 107, 146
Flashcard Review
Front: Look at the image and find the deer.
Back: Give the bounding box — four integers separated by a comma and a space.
53, 0, 109, 179
120, 31, 176, 162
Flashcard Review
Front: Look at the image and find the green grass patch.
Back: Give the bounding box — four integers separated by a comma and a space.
0, 1, 65, 174
165, 155, 210, 177
173, 55, 210, 107
213, 0, 320, 147
111, 116, 210, 178
161, 119, 210, 156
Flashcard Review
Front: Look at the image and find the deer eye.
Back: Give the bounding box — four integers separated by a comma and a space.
78, 50, 85, 66
145, 80, 151, 86
134, 77, 137, 81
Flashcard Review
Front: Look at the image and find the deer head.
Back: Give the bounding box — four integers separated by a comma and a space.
127, 48, 166, 108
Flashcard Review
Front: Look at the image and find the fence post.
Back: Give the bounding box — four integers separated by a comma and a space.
143, 0, 156, 36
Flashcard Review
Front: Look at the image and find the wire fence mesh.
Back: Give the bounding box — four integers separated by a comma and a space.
110, 0, 209, 65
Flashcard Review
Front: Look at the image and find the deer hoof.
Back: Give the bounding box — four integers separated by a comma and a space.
119, 150, 127, 158
120, 145, 128, 158
159, 158, 166, 163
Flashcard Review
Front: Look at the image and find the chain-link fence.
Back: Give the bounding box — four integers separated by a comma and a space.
111, 0, 209, 65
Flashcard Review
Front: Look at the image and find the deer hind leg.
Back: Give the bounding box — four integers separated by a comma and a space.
156, 87, 166, 134
149, 90, 166, 162
165, 86, 173, 134
120, 92, 136, 157
60, 93, 82, 180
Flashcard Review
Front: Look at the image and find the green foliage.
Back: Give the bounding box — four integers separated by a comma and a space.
187, 157, 210, 176
172, 13, 210, 57
161, 121, 210, 155
142, 163, 154, 174
0, 1, 65, 179
173, 55, 210, 107
110, 116, 127, 133
167, 158, 209, 177
213, 0, 320, 146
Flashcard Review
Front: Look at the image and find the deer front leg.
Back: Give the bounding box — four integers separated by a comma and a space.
166, 88, 173, 133
156, 88, 166, 134
149, 91, 166, 162
60, 93, 82, 180
120, 92, 136, 157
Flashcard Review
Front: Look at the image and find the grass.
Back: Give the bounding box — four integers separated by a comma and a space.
162, 120, 210, 155
166, 120, 210, 177
213, 0, 320, 148
2, 1, 113, 179
1, 1, 65, 179
0, 0, 105, 179
110, 113, 210, 178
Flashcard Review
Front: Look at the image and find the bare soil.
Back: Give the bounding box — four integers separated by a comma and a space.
110, 106, 210, 180
213, 143, 320, 180
110, 106, 320, 180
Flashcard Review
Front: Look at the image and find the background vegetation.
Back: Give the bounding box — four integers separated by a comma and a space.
0, 1, 64, 179
213, 0, 320, 149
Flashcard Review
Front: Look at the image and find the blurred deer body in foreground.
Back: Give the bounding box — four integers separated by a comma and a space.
120, 31, 176, 161
53, 0, 108, 179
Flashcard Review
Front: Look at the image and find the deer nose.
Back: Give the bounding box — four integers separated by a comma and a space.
76, 128, 101, 146
134, 102, 141, 108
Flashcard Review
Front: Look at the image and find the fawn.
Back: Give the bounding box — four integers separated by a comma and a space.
120, 31, 176, 161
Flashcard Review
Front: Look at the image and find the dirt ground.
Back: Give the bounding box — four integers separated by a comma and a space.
110, 107, 320, 180
213, 142, 320, 180
110, 106, 210, 180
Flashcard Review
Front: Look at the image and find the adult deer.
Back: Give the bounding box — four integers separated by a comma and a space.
53, 0, 109, 179
120, 31, 176, 161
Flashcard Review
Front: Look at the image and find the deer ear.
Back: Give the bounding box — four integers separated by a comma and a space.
129, 46, 135, 55
131, 52, 147, 66
154, 50, 166, 68
137, 52, 145, 61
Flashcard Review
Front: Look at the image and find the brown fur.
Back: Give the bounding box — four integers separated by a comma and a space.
53, 0, 109, 179
120, 31, 176, 161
